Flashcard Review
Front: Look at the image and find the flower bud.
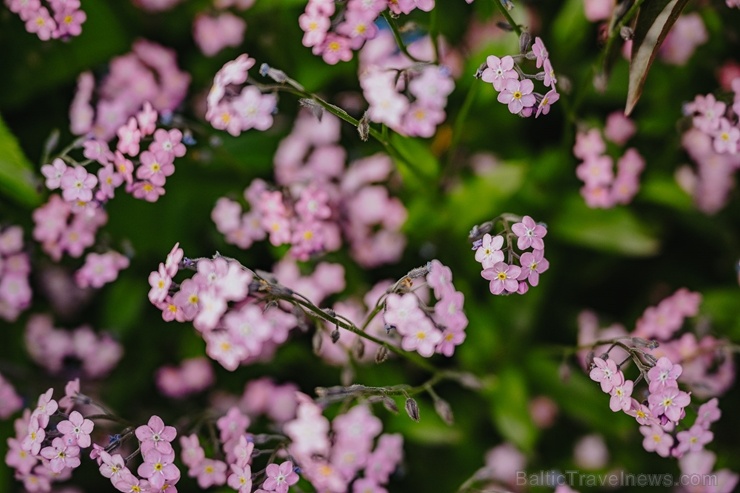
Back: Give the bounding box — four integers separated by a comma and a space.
383, 397, 399, 414
433, 397, 454, 425
358, 111, 370, 142
375, 346, 389, 364
331, 328, 340, 344
405, 397, 420, 422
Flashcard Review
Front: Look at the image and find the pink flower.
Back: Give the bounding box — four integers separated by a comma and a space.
648, 388, 691, 422
511, 215, 547, 250
192, 458, 228, 488
696, 398, 721, 429
138, 449, 180, 489
193, 12, 246, 57
148, 264, 172, 304
179, 434, 205, 468
535, 89, 559, 118
150, 128, 186, 158
40, 437, 81, 473
531, 36, 549, 68
604, 111, 636, 145
647, 357, 682, 393
60, 165, 98, 203
56, 410, 94, 448
400, 317, 443, 357
481, 55, 518, 91
576, 155, 614, 187
135, 415, 177, 456
41, 158, 68, 190
319, 33, 353, 65
640, 424, 674, 457
482, 262, 522, 294
589, 357, 624, 393
609, 380, 633, 412
426, 259, 453, 299
116, 117, 141, 156
31, 388, 58, 429
137, 150, 175, 186
517, 249, 549, 286
625, 399, 660, 426
676, 424, 713, 455
262, 461, 299, 493
474, 233, 504, 268
228, 462, 253, 492
497, 78, 536, 115
99, 451, 127, 480
383, 293, 425, 330
573, 129, 606, 160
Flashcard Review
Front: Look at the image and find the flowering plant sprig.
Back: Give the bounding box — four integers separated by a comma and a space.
148, 244, 469, 372
679, 80, 740, 214
579, 287, 735, 468
476, 34, 560, 118
469, 213, 549, 295
573, 112, 645, 208
6, 0, 86, 41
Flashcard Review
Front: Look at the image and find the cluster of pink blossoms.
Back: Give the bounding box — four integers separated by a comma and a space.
193, 1, 253, 57
32, 194, 107, 260
382, 260, 468, 358
148, 244, 307, 371
47, 100, 188, 205
580, 289, 735, 399
5, 0, 86, 41
75, 250, 130, 289
359, 30, 456, 137
479, 36, 559, 118
0, 225, 32, 321
299, 0, 434, 65
25, 314, 123, 378
7, 386, 95, 491
206, 54, 278, 136
573, 112, 645, 208
471, 215, 549, 295
285, 395, 403, 492
590, 355, 724, 462
679, 78, 740, 214
155, 356, 215, 399
70, 40, 190, 141
213, 111, 407, 266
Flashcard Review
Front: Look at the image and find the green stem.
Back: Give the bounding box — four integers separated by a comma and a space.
429, 6, 441, 64
445, 82, 480, 171
381, 11, 428, 64
283, 294, 438, 374
492, 0, 522, 37
267, 70, 429, 181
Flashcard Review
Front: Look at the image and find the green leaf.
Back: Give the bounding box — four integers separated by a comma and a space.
552, 194, 660, 256
0, 114, 41, 207
488, 368, 538, 453
390, 133, 440, 186
625, 0, 691, 115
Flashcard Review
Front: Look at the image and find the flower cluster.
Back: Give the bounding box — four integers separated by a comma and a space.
25, 314, 123, 378
75, 250, 130, 289
7, 387, 94, 490
359, 31, 456, 136
0, 225, 32, 322
582, 286, 737, 468
679, 79, 740, 214
573, 112, 645, 208
193, 1, 253, 57
6, 0, 86, 41
299, 0, 434, 65
32, 194, 108, 260
285, 395, 403, 492
155, 356, 215, 399
131, 0, 183, 11
213, 110, 407, 266
148, 243, 304, 370
206, 54, 278, 136
478, 36, 559, 117
470, 214, 549, 295
382, 260, 468, 357
69, 40, 190, 141
48, 100, 188, 206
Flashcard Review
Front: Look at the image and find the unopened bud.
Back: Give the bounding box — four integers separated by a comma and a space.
474, 62, 487, 79
643, 353, 658, 366
631, 337, 653, 348
375, 346, 389, 364
519, 31, 532, 54
383, 397, 399, 414
620, 26, 634, 40
559, 361, 571, 383
433, 397, 454, 425
260, 63, 287, 83
43, 129, 60, 157
341, 366, 354, 386
496, 21, 514, 32
331, 328, 340, 344
358, 111, 370, 141
408, 265, 430, 279
405, 398, 420, 422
